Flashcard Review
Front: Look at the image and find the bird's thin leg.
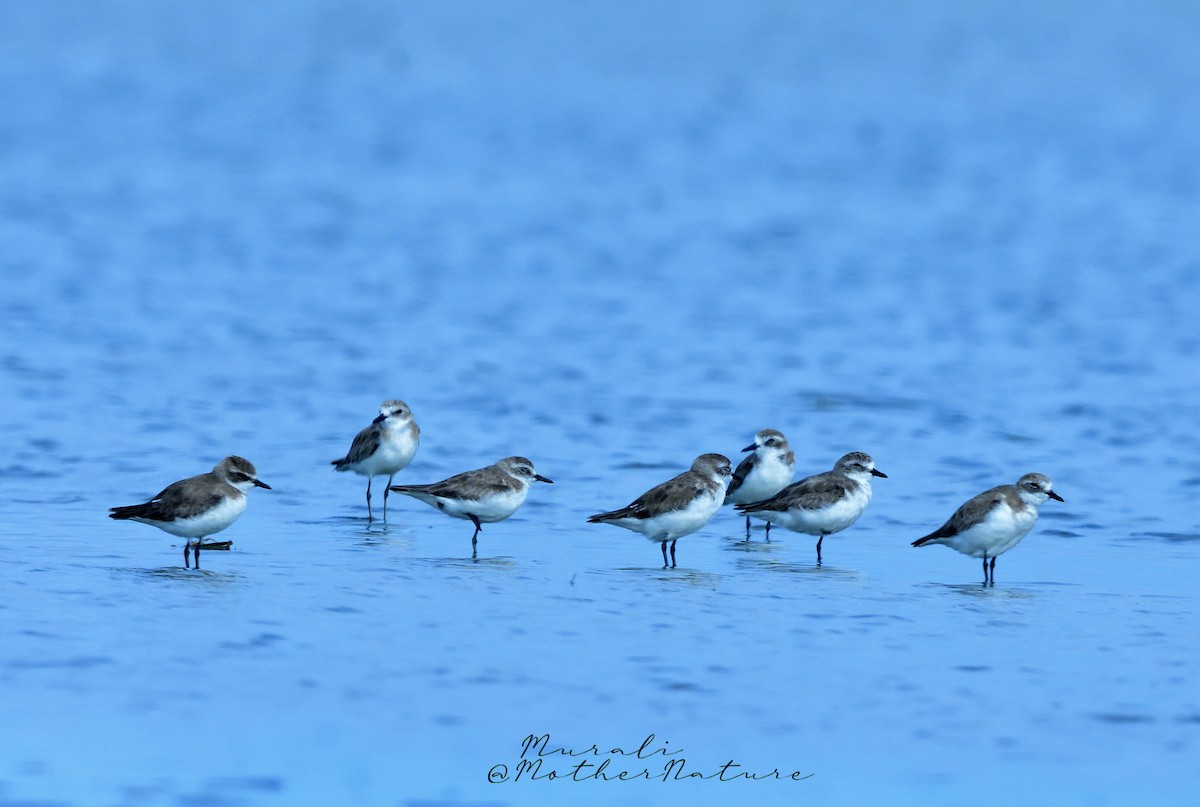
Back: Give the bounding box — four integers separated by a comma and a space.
468, 514, 482, 559
816, 534, 824, 564
184, 540, 191, 568
744, 515, 751, 540
383, 474, 394, 521
660, 541, 669, 569
669, 540, 677, 569
366, 477, 374, 523
193, 543, 201, 569
765, 522, 772, 542
989, 556, 997, 585
982, 554, 989, 585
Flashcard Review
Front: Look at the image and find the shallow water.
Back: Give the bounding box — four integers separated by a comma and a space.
2, 1, 1200, 804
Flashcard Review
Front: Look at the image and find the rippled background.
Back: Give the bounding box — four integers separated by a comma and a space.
2, 1, 1199, 804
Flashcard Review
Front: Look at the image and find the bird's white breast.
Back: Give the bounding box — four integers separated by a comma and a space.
436, 486, 529, 523
728, 454, 793, 505
138, 492, 248, 539
946, 503, 1038, 558
358, 426, 419, 476
760, 484, 870, 535
625, 487, 724, 543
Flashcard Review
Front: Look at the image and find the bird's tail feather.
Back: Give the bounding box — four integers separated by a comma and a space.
588, 506, 636, 523
389, 484, 430, 495
109, 504, 149, 520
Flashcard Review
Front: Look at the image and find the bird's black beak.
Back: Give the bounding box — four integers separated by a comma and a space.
741, 443, 756, 452
372, 413, 386, 424
254, 479, 272, 490
871, 469, 888, 478
1048, 490, 1064, 502
535, 474, 553, 484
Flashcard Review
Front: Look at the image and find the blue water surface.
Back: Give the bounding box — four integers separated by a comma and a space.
1, 1, 1199, 805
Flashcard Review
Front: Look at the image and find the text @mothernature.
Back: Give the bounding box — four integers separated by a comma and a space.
487, 734, 814, 784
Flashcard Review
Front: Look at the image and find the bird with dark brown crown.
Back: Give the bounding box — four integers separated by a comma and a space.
109, 455, 271, 568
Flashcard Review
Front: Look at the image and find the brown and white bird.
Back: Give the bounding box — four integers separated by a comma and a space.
389, 456, 552, 558
724, 429, 795, 540
109, 455, 271, 568
735, 451, 885, 563
331, 399, 420, 522
912, 472, 1063, 584
588, 453, 733, 569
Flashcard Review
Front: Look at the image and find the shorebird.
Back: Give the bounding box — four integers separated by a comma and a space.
912, 472, 1063, 583
735, 451, 885, 563
109, 455, 271, 568
588, 453, 733, 568
331, 399, 419, 522
389, 456, 552, 558
724, 429, 794, 540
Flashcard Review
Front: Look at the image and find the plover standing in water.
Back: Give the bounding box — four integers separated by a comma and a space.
912, 472, 1063, 584
109, 455, 271, 568
388, 456, 552, 558
331, 399, 420, 522
735, 451, 885, 563
724, 429, 794, 540
588, 453, 733, 569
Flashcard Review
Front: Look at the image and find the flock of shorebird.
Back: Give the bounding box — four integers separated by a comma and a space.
109, 399, 1063, 583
